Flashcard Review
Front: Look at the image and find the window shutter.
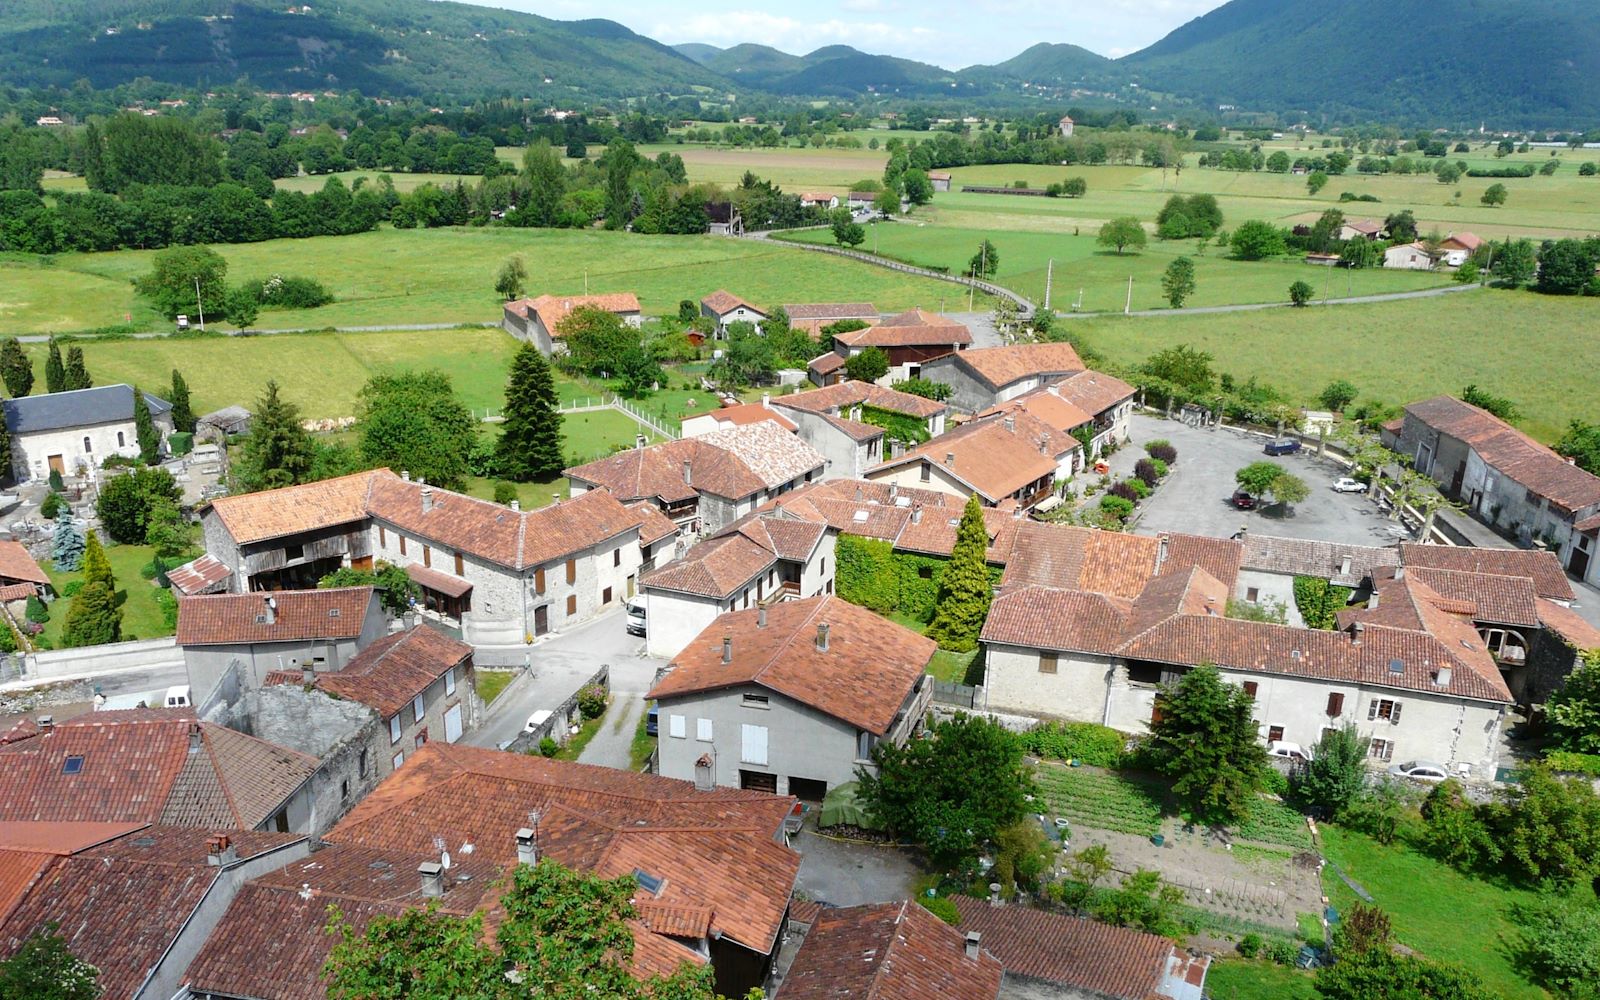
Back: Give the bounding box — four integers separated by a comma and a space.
1327, 692, 1344, 717
455, 552, 464, 576
423, 546, 431, 568
1039, 653, 1058, 675
566, 595, 577, 616
696, 718, 713, 741
1243, 681, 1259, 699
566, 559, 577, 584
400, 536, 407, 556
1368, 700, 1379, 721
668, 715, 686, 739
379, 525, 386, 546
535, 567, 545, 594
1390, 701, 1403, 725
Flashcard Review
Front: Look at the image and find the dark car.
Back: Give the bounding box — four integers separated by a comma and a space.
1264, 438, 1302, 456
645, 703, 658, 737
1231, 490, 1258, 510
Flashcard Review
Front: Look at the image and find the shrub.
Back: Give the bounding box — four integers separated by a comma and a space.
95, 467, 181, 544
577, 685, 608, 721
255, 274, 334, 309
492, 481, 519, 506
154, 589, 179, 631
1108, 481, 1140, 503
1133, 458, 1160, 488
1100, 495, 1134, 520
1146, 441, 1177, 464
1261, 768, 1290, 797
1545, 751, 1600, 775
1237, 933, 1264, 958
1124, 477, 1150, 499
0, 624, 15, 654
1267, 938, 1300, 966
538, 736, 559, 757
24, 595, 48, 624
917, 896, 961, 926
1020, 721, 1127, 767
39, 492, 64, 520
47, 470, 64, 492
60, 580, 84, 598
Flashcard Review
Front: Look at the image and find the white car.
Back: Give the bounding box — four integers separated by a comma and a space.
524, 710, 553, 734
1387, 760, 1450, 781
1267, 740, 1312, 762
1332, 477, 1367, 493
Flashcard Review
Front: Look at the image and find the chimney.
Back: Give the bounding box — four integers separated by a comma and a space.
301, 664, 315, 685
402, 470, 411, 482
550, 493, 561, 508
694, 753, 715, 792
682, 460, 693, 486
757, 607, 767, 628
36, 715, 53, 733
635, 433, 647, 450
889, 483, 898, 500
1340, 554, 1353, 577
263, 595, 276, 626
1394, 566, 1406, 581
722, 635, 733, 663
206, 834, 237, 867
1435, 666, 1453, 688
911, 505, 923, 525
1156, 533, 1170, 570
988, 882, 1003, 907
1351, 621, 1365, 644
816, 623, 830, 651
418, 861, 444, 898
850, 405, 863, 423
510, 499, 521, 512
965, 931, 982, 960
421, 488, 434, 514
1003, 415, 1015, 433
944, 451, 955, 467
515, 827, 537, 867
762, 393, 771, 409
188, 722, 203, 753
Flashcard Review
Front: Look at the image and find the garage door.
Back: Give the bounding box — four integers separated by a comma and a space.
443, 703, 463, 743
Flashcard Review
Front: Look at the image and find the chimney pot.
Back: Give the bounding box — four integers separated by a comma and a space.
816, 623, 830, 651
912, 505, 923, 525
263, 595, 276, 626
945, 452, 955, 467
402, 470, 411, 482
206, 834, 237, 867
421, 488, 434, 514
762, 393, 771, 409
889, 483, 898, 499
757, 607, 767, 628
188, 722, 203, 753
694, 753, 715, 792
551, 493, 560, 507
301, 664, 315, 685
1004, 415, 1015, 433
36, 714, 53, 732
722, 635, 733, 663
1395, 566, 1406, 581
418, 861, 444, 898
510, 499, 520, 512
965, 931, 982, 960
988, 882, 1003, 906
515, 827, 537, 867
636, 433, 646, 450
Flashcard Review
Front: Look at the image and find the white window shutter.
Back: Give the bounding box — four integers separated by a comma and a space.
1368, 700, 1379, 721
1390, 701, 1403, 725
741, 724, 768, 765
669, 714, 687, 739
696, 718, 713, 741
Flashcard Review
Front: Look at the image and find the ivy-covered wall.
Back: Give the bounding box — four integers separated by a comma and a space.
835, 533, 1001, 624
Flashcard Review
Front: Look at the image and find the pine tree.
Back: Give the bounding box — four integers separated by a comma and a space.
495, 344, 566, 481
44, 338, 65, 394
63, 347, 91, 392
51, 507, 84, 571
1145, 664, 1268, 825
62, 581, 121, 647
235, 380, 316, 491
169, 369, 195, 433
82, 532, 115, 597
0, 338, 33, 398
132, 384, 161, 464
925, 494, 993, 652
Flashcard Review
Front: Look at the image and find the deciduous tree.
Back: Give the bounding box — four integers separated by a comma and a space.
1318, 379, 1358, 412
0, 927, 101, 1000
1144, 664, 1267, 825
357, 370, 478, 491
843, 346, 889, 384
135, 245, 229, 320
494, 255, 527, 300
1161, 256, 1196, 308
1231, 220, 1288, 260
1097, 216, 1147, 255
320, 561, 419, 617
968, 239, 999, 278
1292, 724, 1369, 816
828, 207, 865, 248
95, 466, 180, 544
1481, 182, 1508, 206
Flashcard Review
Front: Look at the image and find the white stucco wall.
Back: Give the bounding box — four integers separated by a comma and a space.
12, 414, 172, 482
643, 589, 730, 659
865, 460, 971, 501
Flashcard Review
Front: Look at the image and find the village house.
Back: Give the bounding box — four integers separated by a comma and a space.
1383, 241, 1439, 270
1438, 232, 1484, 267
773, 900, 1003, 999
1058, 114, 1075, 137
917, 342, 1088, 412
845, 191, 876, 212
771, 381, 950, 478
501, 292, 642, 355
0, 539, 51, 605
199, 469, 673, 645
566, 423, 826, 537
0, 825, 309, 1000
782, 301, 879, 337
648, 596, 934, 799
979, 369, 1137, 466
798, 192, 839, 210
1235, 533, 1396, 626
1338, 219, 1385, 241
927, 170, 952, 192
1384, 395, 1600, 587
706, 202, 745, 236
807, 308, 972, 387
701, 289, 768, 335
183, 742, 804, 999
681, 400, 798, 437
3, 384, 173, 482
168, 553, 234, 596
865, 409, 1079, 511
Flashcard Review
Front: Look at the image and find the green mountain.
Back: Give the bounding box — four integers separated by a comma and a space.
681, 43, 960, 97
671, 42, 724, 66
968, 42, 1112, 86
1119, 0, 1600, 123
0, 0, 728, 98
690, 43, 807, 89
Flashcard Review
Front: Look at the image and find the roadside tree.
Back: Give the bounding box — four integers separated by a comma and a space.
1161, 257, 1196, 308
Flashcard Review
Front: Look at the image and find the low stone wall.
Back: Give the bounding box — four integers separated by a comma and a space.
502, 664, 610, 755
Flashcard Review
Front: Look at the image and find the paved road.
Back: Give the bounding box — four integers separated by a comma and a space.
465, 607, 665, 755
16, 322, 495, 344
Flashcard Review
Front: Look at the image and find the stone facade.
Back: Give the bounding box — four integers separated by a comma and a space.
12, 414, 174, 483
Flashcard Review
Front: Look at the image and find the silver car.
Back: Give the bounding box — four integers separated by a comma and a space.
1387, 760, 1450, 781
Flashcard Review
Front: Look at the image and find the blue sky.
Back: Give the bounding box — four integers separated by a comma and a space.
482, 0, 1232, 69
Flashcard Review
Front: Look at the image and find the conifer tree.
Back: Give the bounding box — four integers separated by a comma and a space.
926, 494, 993, 652
44, 338, 65, 394
51, 507, 84, 571
0, 338, 33, 398
62, 581, 121, 647
169, 369, 195, 433
235, 380, 316, 491
82, 532, 115, 597
132, 384, 161, 464
495, 344, 566, 481
63, 346, 91, 391
1145, 664, 1267, 825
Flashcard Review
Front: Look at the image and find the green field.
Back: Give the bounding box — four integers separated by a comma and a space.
0, 226, 973, 335
1073, 289, 1595, 442
41, 542, 173, 645
1320, 825, 1546, 999
1204, 960, 1318, 1000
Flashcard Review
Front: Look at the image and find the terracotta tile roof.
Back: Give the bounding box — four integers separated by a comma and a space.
324, 742, 801, 956
1403, 396, 1600, 515
947, 896, 1180, 999
781, 901, 1002, 1000
698, 423, 826, 491
0, 710, 316, 828
1161, 533, 1244, 595
1442, 232, 1484, 251
406, 561, 472, 598
773, 380, 949, 420
1345, 219, 1383, 235
316, 627, 472, 718
934, 342, 1085, 390
982, 586, 1132, 655
569, 428, 821, 506
1399, 542, 1575, 602
0, 850, 52, 925
641, 531, 777, 599
626, 501, 680, 546
1578, 512, 1600, 533
1002, 522, 1188, 599
871, 411, 1074, 503
682, 401, 798, 433
834, 309, 972, 349
821, 411, 885, 441
895, 504, 1022, 563
0, 821, 147, 855
1242, 535, 1397, 586
784, 302, 878, 321
508, 292, 641, 334
0, 827, 303, 1000
1048, 369, 1137, 417
808, 352, 847, 375
702, 289, 764, 317
1537, 598, 1600, 651
725, 513, 827, 562
649, 596, 934, 734
980, 388, 1093, 434
177, 587, 375, 645
0, 583, 36, 603
0, 541, 49, 587
205, 469, 380, 545
166, 553, 231, 596
1398, 566, 1540, 627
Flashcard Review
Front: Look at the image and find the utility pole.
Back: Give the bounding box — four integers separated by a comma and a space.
584, 268, 589, 294
1124, 275, 1133, 315
1043, 258, 1054, 311
194, 276, 205, 332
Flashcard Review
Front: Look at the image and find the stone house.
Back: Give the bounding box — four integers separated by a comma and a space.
1338, 219, 1384, 241
501, 292, 642, 355
807, 308, 971, 387
648, 596, 934, 799
774, 900, 1002, 998
916, 342, 1088, 413
771, 381, 950, 479
978, 370, 1136, 466
927, 171, 952, 192
3, 384, 172, 483
1058, 114, 1074, 137
701, 289, 767, 335
782, 302, 879, 338
865, 409, 1079, 511
680, 401, 797, 438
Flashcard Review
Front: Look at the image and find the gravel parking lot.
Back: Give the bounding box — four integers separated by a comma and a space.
1122, 414, 1406, 548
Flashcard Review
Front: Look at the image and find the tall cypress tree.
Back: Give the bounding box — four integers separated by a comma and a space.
132, 385, 160, 464
44, 338, 65, 394
495, 344, 565, 481
82, 531, 116, 597
63, 347, 91, 391
925, 494, 993, 652
0, 338, 33, 398
169, 369, 195, 433
235, 380, 316, 491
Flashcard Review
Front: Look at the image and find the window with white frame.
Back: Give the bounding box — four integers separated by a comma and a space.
389, 715, 402, 745
668, 714, 687, 739
445, 667, 457, 696
696, 718, 713, 742
1368, 699, 1403, 724
392, 750, 406, 770
1368, 738, 1395, 761
413, 694, 427, 725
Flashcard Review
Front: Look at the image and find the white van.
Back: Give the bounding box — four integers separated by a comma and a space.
625, 600, 646, 637
165, 685, 192, 709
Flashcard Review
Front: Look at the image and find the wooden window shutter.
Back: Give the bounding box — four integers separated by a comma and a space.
1326, 692, 1344, 717
454, 552, 464, 576
399, 536, 407, 556
1368, 700, 1379, 721
379, 525, 386, 546
535, 567, 545, 594
1242, 681, 1258, 699
1039, 653, 1058, 674
423, 546, 431, 568
1389, 701, 1403, 725
1151, 700, 1164, 725
566, 595, 577, 616
566, 559, 576, 584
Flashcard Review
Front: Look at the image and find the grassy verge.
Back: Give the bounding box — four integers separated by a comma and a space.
41, 542, 173, 645
1204, 960, 1319, 1000
553, 709, 607, 762
474, 669, 515, 705
629, 710, 656, 772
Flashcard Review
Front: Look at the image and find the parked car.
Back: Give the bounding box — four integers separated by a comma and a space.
626, 599, 647, 637
646, 702, 659, 737
524, 709, 553, 734
1264, 438, 1302, 456
1387, 760, 1450, 782
1332, 477, 1366, 493
1230, 490, 1258, 510
1267, 740, 1312, 761
164, 685, 192, 709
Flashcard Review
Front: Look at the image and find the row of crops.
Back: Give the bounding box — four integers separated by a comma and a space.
1035, 764, 1312, 849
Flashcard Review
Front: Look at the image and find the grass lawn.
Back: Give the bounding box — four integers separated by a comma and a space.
1204, 960, 1319, 1000
927, 648, 977, 684
629, 711, 656, 772
41, 543, 174, 646
474, 669, 515, 705
1073, 288, 1597, 442
1319, 825, 1546, 999
553, 708, 606, 761
0, 226, 968, 335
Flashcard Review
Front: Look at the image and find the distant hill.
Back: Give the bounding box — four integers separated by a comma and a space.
968, 42, 1112, 86
1119, 0, 1600, 123
685, 43, 960, 97
672, 42, 723, 66
691, 43, 807, 89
